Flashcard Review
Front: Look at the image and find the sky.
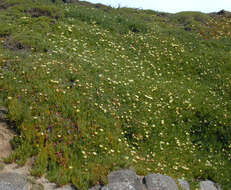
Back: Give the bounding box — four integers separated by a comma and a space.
80, 0, 231, 13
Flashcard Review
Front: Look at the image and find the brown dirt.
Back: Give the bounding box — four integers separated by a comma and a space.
0, 121, 14, 159
0, 0, 17, 10
3, 36, 27, 51
0, 107, 14, 159
27, 7, 60, 19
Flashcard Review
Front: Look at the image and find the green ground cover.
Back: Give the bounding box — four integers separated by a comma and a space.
0, 0, 231, 189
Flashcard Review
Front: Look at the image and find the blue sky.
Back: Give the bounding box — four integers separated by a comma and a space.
80, 0, 231, 13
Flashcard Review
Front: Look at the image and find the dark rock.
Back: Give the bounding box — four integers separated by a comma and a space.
217, 10, 226, 15
178, 179, 190, 190
0, 172, 27, 190
184, 27, 192, 31
28, 8, 59, 19
144, 174, 178, 190
200, 180, 219, 190
3, 36, 28, 52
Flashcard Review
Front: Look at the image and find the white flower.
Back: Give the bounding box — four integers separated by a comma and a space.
144, 95, 153, 100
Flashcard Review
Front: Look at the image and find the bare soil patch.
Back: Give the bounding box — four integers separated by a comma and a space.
0, 123, 14, 159
28, 7, 60, 19
3, 36, 30, 51
0, 107, 14, 159
0, 0, 17, 10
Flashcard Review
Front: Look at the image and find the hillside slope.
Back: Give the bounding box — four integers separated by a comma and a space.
0, 0, 231, 189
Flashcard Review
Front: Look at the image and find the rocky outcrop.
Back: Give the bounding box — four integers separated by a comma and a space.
178, 179, 190, 190
89, 169, 223, 190
200, 180, 221, 190
0, 169, 224, 190
102, 170, 146, 190
0, 167, 73, 190
0, 172, 27, 190
89, 184, 102, 190
144, 174, 178, 190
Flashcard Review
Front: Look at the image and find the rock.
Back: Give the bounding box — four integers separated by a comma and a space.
0, 172, 27, 190
144, 174, 178, 190
184, 27, 192, 31
30, 183, 44, 190
107, 169, 146, 190
55, 185, 75, 190
178, 179, 190, 190
27, 177, 44, 190
217, 185, 222, 190
107, 169, 137, 184
102, 182, 137, 190
200, 180, 218, 190
217, 10, 226, 15
88, 184, 102, 190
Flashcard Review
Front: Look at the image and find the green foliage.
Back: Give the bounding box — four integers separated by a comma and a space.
65, 5, 148, 34
31, 148, 48, 177
173, 11, 210, 25
8, 98, 25, 125
25, 5, 64, 19
189, 107, 231, 158
0, 163, 5, 171
0, 0, 231, 189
